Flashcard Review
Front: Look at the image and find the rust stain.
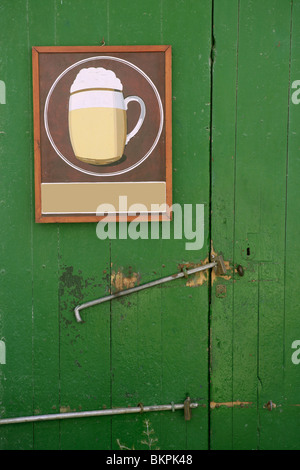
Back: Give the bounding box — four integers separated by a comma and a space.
178, 260, 209, 287
210, 400, 252, 409
60, 405, 76, 413
179, 243, 232, 288
263, 401, 277, 410
111, 268, 140, 292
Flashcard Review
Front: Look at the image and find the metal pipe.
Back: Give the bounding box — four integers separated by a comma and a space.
74, 262, 217, 322
0, 402, 199, 426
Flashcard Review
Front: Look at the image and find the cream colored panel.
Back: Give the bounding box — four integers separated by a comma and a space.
41, 182, 166, 214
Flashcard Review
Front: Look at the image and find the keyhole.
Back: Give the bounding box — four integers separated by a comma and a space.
247, 247, 251, 256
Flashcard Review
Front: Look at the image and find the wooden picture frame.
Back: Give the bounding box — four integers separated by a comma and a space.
32, 45, 172, 223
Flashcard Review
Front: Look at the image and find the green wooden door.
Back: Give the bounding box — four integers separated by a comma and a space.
0, 0, 212, 451
0, 0, 299, 451
210, 0, 300, 450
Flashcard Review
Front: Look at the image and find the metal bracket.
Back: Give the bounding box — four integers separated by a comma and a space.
214, 255, 227, 276
184, 396, 192, 421
74, 256, 227, 322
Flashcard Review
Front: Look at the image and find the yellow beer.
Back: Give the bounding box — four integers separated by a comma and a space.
69, 106, 127, 165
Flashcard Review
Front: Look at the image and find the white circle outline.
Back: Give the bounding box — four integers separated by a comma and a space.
44, 56, 164, 177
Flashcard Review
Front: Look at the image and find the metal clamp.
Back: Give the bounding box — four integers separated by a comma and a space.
184, 396, 192, 421
74, 256, 227, 323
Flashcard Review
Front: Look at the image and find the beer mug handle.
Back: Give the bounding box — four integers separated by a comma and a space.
124, 96, 146, 145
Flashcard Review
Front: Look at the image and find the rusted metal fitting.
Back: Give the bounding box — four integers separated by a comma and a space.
214, 255, 227, 276
265, 400, 276, 411
138, 402, 144, 413
181, 267, 189, 279
237, 264, 244, 277
184, 397, 192, 421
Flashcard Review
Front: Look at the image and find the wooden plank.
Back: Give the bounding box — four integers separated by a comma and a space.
108, 0, 164, 451
235, 0, 291, 450
32, 45, 171, 53
58, 225, 111, 450
233, 0, 278, 449
235, 0, 292, 450
159, 0, 212, 451
27, 0, 61, 451
0, 0, 35, 450
109, 1, 210, 449
53, 0, 112, 450
109, 0, 212, 451
211, 0, 293, 450
280, 0, 300, 450
210, 0, 239, 450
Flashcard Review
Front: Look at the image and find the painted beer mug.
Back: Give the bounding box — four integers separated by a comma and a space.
68, 67, 146, 165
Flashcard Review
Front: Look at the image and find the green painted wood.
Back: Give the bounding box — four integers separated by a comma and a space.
108, 0, 212, 451
159, 0, 211, 451
0, 0, 34, 450
1, 0, 300, 451
54, 0, 111, 450
210, 0, 239, 450
58, 226, 111, 450
280, 0, 300, 450
211, 0, 297, 450
28, 0, 60, 451
234, 0, 292, 450
0, 0, 212, 451
253, 0, 292, 449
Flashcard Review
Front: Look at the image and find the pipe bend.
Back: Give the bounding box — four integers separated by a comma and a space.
74, 306, 83, 323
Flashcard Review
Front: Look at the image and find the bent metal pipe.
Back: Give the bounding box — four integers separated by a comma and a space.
0, 401, 199, 426
74, 261, 219, 322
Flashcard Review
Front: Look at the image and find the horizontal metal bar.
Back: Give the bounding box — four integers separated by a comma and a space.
0, 402, 199, 426
74, 262, 217, 322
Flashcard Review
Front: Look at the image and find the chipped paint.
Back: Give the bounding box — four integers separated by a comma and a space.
179, 243, 232, 288
178, 260, 209, 287
60, 405, 76, 413
111, 268, 140, 292
210, 400, 252, 409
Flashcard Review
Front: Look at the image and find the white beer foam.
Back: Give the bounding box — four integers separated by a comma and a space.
70, 67, 123, 93
69, 90, 125, 111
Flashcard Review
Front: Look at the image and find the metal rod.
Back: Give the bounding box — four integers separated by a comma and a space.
74, 262, 217, 322
0, 402, 199, 426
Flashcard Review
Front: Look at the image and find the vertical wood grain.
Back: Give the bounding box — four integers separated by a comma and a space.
211, 0, 294, 450
0, 0, 34, 450
53, 0, 111, 450
28, 0, 60, 450
210, 0, 239, 450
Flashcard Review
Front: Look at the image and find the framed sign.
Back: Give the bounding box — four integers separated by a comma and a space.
32, 45, 172, 223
